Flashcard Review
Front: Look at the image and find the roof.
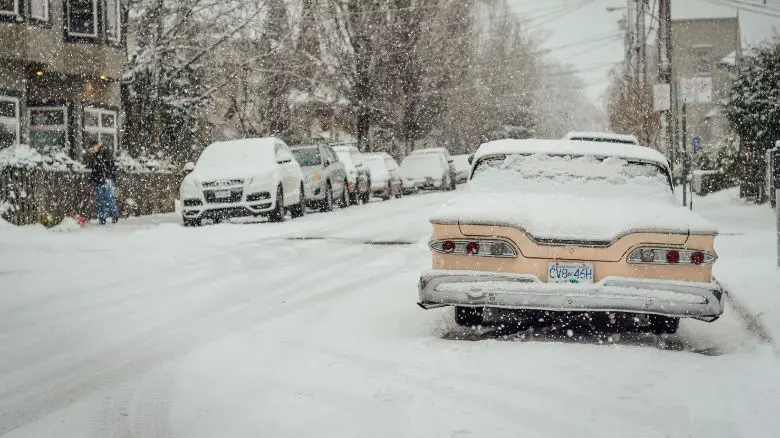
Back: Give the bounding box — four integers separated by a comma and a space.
720, 51, 737, 66
563, 131, 639, 145
331, 145, 358, 152
473, 139, 670, 169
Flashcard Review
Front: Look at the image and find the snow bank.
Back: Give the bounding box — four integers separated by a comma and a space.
0, 144, 85, 171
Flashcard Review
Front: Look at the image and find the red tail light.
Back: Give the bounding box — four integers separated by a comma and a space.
690, 251, 704, 265
442, 240, 455, 253
465, 241, 480, 255
666, 250, 680, 264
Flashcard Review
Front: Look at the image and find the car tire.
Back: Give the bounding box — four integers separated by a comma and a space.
269, 186, 285, 223
290, 183, 306, 218
361, 181, 371, 204
183, 217, 201, 227
320, 182, 334, 212
454, 306, 484, 327
381, 183, 392, 201
394, 185, 403, 198
339, 181, 349, 208
649, 315, 679, 334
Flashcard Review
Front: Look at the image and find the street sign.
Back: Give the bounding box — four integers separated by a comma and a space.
692, 136, 701, 154
653, 83, 671, 111
680, 77, 713, 104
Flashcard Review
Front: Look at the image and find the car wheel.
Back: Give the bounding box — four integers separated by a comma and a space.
382, 183, 392, 201
290, 183, 306, 218
394, 184, 403, 198
183, 217, 201, 227
269, 186, 285, 222
649, 315, 679, 334
362, 181, 371, 203
454, 306, 484, 327
339, 181, 349, 208
320, 182, 334, 212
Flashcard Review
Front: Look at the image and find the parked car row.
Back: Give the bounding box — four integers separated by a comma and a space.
179, 137, 466, 226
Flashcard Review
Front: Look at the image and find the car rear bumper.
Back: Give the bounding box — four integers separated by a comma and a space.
418, 270, 725, 321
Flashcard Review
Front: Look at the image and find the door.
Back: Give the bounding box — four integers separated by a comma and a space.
325, 146, 346, 194
275, 143, 297, 206
385, 157, 401, 193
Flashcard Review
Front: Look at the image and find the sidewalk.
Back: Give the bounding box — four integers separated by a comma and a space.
694, 188, 780, 340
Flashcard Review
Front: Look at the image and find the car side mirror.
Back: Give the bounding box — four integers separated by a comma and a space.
278, 156, 292, 164
182, 161, 195, 175
467, 154, 474, 165
323, 159, 331, 167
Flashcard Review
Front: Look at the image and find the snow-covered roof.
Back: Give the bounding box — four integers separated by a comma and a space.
719, 51, 737, 66
705, 107, 720, 119
473, 139, 670, 169
194, 137, 281, 173
563, 131, 640, 145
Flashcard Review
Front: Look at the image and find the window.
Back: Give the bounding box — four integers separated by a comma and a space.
30, 0, 48, 21
0, 96, 20, 149
105, 0, 120, 42
695, 47, 712, 76
0, 0, 19, 18
29, 107, 68, 152
68, 0, 98, 38
84, 107, 117, 151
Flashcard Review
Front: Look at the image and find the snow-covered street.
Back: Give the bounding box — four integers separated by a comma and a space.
1, 191, 780, 438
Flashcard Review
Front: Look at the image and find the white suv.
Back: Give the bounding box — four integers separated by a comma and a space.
180, 137, 305, 226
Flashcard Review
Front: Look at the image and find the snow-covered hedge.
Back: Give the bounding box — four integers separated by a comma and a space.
0, 144, 86, 171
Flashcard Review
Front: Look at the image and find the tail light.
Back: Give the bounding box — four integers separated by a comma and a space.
627, 247, 716, 265
429, 239, 518, 258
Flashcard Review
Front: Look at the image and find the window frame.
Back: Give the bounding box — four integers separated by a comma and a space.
29, 0, 49, 23
28, 106, 69, 151
0, 0, 19, 18
83, 106, 118, 152
67, 0, 100, 39
104, 0, 120, 42
694, 47, 713, 77
0, 95, 21, 147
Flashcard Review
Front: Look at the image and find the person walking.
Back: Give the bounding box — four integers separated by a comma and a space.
86, 141, 120, 224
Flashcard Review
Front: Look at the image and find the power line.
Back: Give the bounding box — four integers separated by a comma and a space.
700, 0, 780, 17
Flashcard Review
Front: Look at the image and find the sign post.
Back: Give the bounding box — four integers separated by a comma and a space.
773, 141, 780, 268
691, 136, 700, 210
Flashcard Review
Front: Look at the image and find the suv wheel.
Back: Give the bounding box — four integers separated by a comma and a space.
361, 181, 371, 204
183, 217, 201, 227
320, 182, 333, 212
339, 181, 349, 208
455, 306, 484, 327
290, 183, 306, 218
269, 187, 285, 222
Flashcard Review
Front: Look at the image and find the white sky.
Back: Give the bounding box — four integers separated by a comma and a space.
508, 0, 780, 106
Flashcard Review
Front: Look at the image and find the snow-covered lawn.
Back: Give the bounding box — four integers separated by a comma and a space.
1, 189, 779, 437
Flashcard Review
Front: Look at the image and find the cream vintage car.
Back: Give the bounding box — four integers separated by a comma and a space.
417, 139, 724, 334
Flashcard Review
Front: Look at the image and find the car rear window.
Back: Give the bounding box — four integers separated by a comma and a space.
472, 153, 672, 200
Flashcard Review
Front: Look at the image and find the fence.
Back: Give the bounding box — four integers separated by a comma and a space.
0, 167, 181, 225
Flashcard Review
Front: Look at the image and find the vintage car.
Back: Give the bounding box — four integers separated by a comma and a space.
417, 139, 724, 334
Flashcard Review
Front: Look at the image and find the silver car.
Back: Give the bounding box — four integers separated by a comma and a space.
290, 143, 349, 212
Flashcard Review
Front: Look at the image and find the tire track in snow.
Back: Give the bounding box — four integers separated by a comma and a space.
0, 241, 408, 435
722, 286, 775, 347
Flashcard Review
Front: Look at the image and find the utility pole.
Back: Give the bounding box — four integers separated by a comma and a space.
637, 0, 648, 88
681, 102, 688, 207
657, 0, 674, 177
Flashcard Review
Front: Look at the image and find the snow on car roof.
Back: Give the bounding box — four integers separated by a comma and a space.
197, 137, 280, 169
563, 131, 639, 144
473, 139, 669, 169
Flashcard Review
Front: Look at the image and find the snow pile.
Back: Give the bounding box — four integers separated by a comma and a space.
50, 216, 84, 232
115, 150, 177, 173
0, 144, 85, 171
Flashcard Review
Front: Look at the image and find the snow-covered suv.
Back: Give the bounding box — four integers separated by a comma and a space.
180, 138, 305, 226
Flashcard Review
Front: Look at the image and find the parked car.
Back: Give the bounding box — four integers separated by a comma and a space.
290, 143, 349, 212
563, 131, 640, 145
400, 153, 451, 193
409, 147, 456, 190
452, 154, 471, 184
332, 144, 372, 204
418, 138, 724, 334
179, 137, 305, 226
363, 153, 403, 200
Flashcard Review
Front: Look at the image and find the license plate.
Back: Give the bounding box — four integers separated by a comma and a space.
548, 262, 594, 284
214, 190, 231, 199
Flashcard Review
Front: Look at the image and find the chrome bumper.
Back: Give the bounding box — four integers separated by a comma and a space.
418, 270, 725, 321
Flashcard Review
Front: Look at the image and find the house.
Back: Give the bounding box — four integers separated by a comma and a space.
0, 0, 126, 158
671, 17, 741, 145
